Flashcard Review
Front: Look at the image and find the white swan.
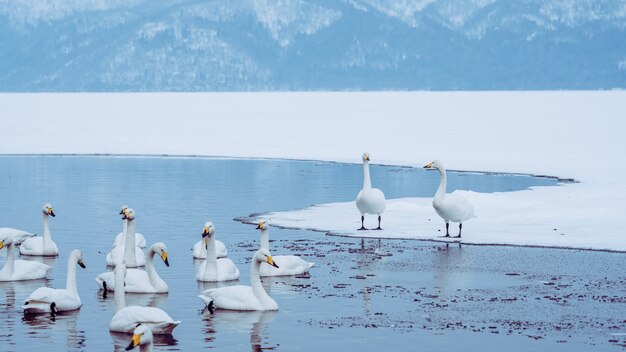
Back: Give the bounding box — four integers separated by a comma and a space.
97, 242, 169, 293
193, 221, 227, 259
424, 160, 475, 238
22, 249, 86, 314
106, 209, 145, 267
19, 203, 59, 256
109, 264, 180, 334
196, 222, 239, 282
356, 152, 386, 230
0, 237, 51, 281
125, 323, 153, 351
113, 205, 147, 248
0, 228, 35, 246
198, 248, 279, 311
255, 220, 313, 277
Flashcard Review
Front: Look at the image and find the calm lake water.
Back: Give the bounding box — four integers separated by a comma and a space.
0, 156, 624, 351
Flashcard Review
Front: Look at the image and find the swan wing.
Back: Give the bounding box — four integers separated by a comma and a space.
106, 245, 146, 266
11, 260, 51, 280
113, 232, 147, 248
193, 239, 227, 259
201, 285, 262, 311
356, 188, 386, 215
217, 258, 240, 281
436, 192, 475, 222
260, 255, 314, 277
0, 228, 35, 244
96, 269, 155, 293
110, 306, 179, 334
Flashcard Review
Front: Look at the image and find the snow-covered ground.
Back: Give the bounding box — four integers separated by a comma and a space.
1, 91, 625, 251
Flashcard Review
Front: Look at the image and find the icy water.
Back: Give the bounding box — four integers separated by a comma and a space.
0, 156, 624, 351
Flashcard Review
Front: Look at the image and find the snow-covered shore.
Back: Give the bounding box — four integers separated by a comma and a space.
1, 92, 625, 251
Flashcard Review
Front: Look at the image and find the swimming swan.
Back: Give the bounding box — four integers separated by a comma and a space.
0, 237, 51, 281
113, 205, 146, 248
355, 153, 386, 230
109, 264, 180, 334
255, 220, 313, 277
22, 249, 86, 314
97, 242, 169, 293
106, 209, 145, 267
196, 222, 239, 282
125, 323, 153, 351
198, 248, 279, 312
423, 160, 475, 238
192, 221, 227, 259
19, 203, 59, 256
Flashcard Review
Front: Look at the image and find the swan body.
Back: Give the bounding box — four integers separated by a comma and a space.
109, 264, 180, 334
0, 228, 35, 245
356, 153, 386, 230
192, 239, 227, 259
198, 248, 279, 311
22, 249, 86, 314
424, 160, 475, 238
113, 205, 146, 248
0, 237, 51, 281
19, 203, 59, 256
97, 242, 169, 293
255, 220, 313, 277
106, 209, 145, 267
196, 222, 239, 282
125, 324, 154, 351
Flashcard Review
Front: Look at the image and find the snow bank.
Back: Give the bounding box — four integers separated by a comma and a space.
1, 91, 625, 251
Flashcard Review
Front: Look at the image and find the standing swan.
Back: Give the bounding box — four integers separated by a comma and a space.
423, 160, 475, 238
196, 222, 239, 282
22, 249, 86, 314
198, 248, 279, 312
125, 324, 153, 351
107, 209, 145, 267
356, 153, 386, 230
97, 242, 170, 293
255, 220, 313, 276
113, 205, 147, 248
0, 237, 51, 281
109, 264, 180, 334
19, 203, 59, 256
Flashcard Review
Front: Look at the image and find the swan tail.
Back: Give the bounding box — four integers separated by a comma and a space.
198, 294, 213, 308
307, 262, 315, 270
22, 300, 52, 314
150, 321, 181, 335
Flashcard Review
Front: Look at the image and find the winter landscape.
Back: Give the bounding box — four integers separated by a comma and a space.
1, 1, 625, 351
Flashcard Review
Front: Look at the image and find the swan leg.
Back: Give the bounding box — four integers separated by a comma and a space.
453, 223, 462, 238
357, 215, 367, 231
50, 302, 57, 317
374, 215, 382, 230
444, 222, 450, 237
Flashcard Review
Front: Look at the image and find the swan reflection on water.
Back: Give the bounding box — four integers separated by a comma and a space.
110, 330, 178, 352
21, 309, 86, 351
202, 310, 277, 351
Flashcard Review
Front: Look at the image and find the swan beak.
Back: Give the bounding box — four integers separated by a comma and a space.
78, 260, 86, 269
49, 209, 56, 217
122, 212, 128, 220
266, 255, 279, 268
126, 333, 141, 350
255, 224, 261, 229
161, 251, 169, 267
423, 162, 433, 169
202, 227, 209, 238
0, 241, 4, 250
119, 209, 125, 215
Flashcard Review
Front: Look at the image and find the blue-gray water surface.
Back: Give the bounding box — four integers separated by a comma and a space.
0, 156, 624, 351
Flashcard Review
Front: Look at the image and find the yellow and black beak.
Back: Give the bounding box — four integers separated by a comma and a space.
78, 260, 86, 269
423, 162, 433, 169
161, 251, 169, 267
119, 208, 125, 215
125, 333, 141, 350
122, 211, 128, 220
48, 208, 56, 217
201, 227, 209, 238
255, 222, 264, 230
0, 241, 4, 250
266, 255, 279, 269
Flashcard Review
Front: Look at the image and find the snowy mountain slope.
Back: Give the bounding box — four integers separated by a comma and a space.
0, 0, 624, 91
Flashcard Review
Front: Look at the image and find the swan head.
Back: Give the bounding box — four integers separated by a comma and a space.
42, 203, 55, 217
153, 242, 169, 267
202, 222, 215, 238
362, 152, 370, 162
120, 205, 129, 215
122, 208, 136, 221
0, 237, 13, 249
255, 248, 279, 268
126, 323, 153, 351
71, 249, 86, 268
423, 160, 443, 170
255, 219, 269, 231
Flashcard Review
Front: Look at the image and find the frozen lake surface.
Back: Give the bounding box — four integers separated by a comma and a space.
0, 156, 624, 351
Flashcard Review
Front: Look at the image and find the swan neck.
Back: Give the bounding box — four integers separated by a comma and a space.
3, 242, 15, 274
140, 343, 152, 352
42, 213, 51, 248
145, 246, 164, 288
250, 259, 273, 308
202, 236, 218, 281
114, 268, 126, 312
435, 166, 447, 201
260, 229, 270, 251
66, 255, 79, 295
122, 219, 128, 235
363, 161, 372, 190
124, 219, 137, 266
